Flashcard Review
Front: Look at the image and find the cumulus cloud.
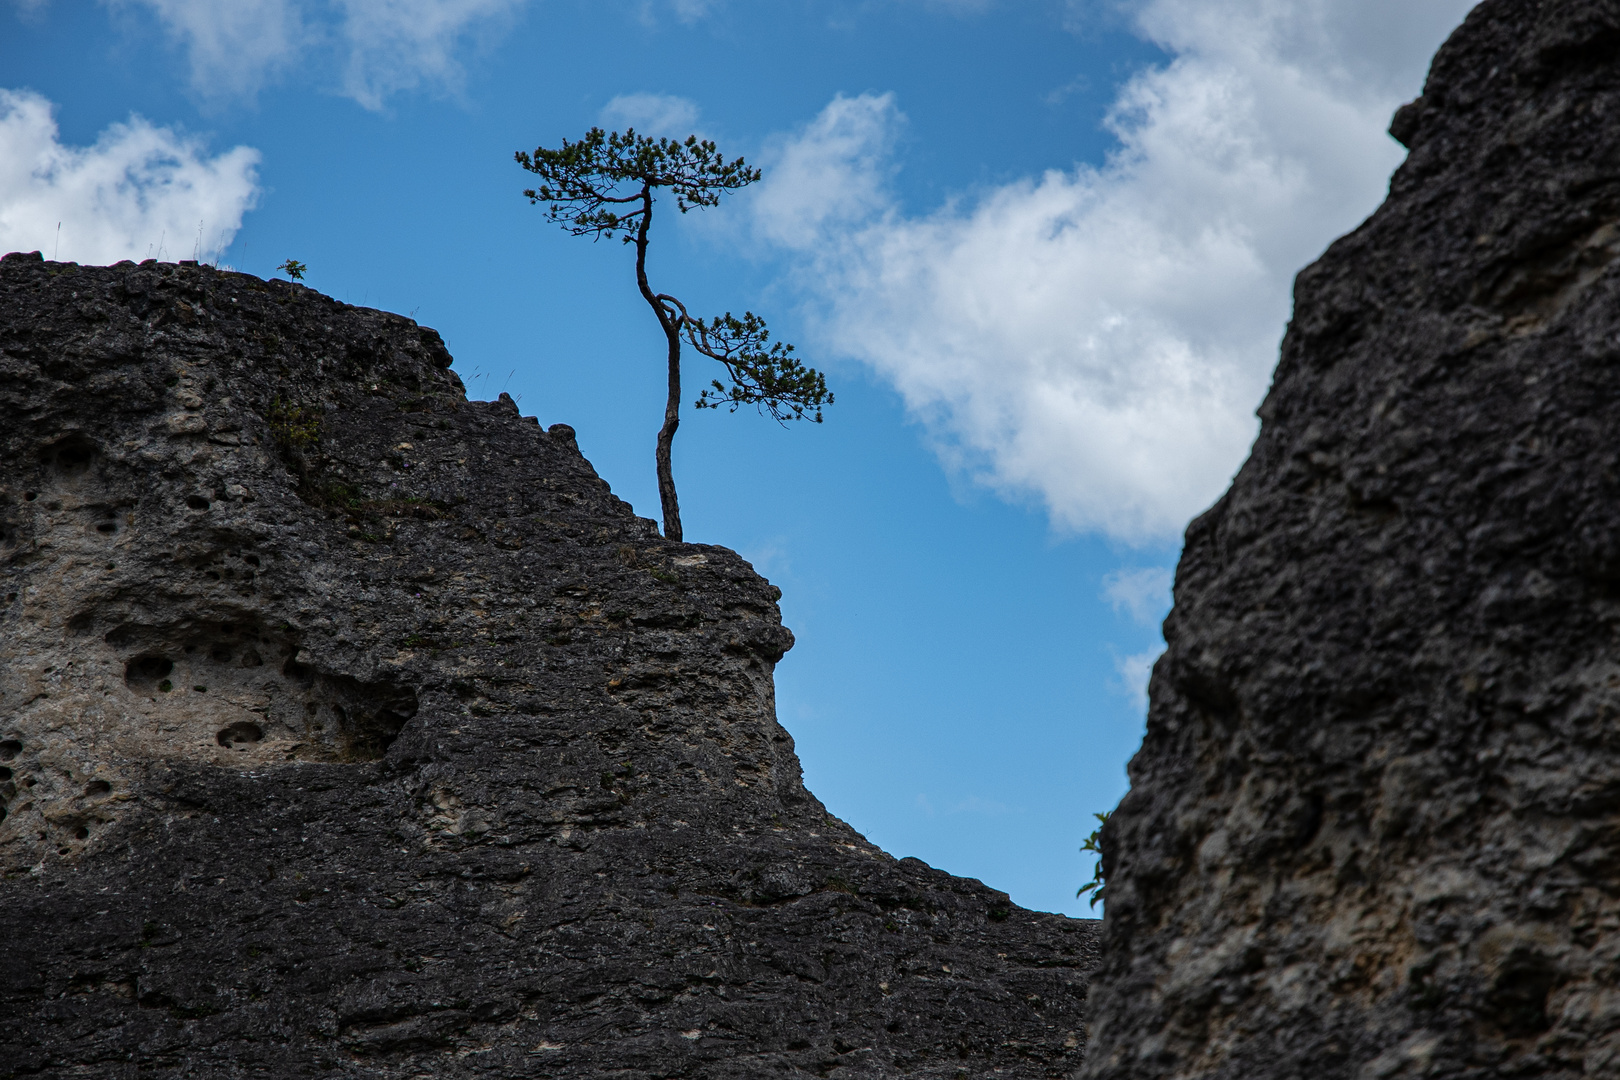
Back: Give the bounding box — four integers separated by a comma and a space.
1101, 566, 1173, 626
0, 89, 259, 265
106, 0, 526, 108
749, 0, 1475, 543
601, 93, 703, 139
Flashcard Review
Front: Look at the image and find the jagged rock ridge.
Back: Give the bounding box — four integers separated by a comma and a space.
1084, 2, 1620, 1078
0, 253, 1098, 1078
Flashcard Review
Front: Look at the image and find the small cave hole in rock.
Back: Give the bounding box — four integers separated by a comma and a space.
96, 521, 117, 535
125, 655, 173, 689
0, 739, 21, 761
218, 722, 264, 749
0, 766, 12, 780
185, 495, 210, 511
74, 826, 89, 840
23, 491, 37, 502
85, 780, 111, 796
239, 647, 263, 668
243, 554, 260, 567
42, 438, 97, 477
210, 646, 232, 663
66, 611, 94, 636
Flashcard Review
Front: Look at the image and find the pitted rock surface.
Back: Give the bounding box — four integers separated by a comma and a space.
0, 254, 1098, 1078
1084, 2, 1620, 1078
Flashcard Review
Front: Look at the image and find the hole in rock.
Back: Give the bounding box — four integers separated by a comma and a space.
185, 495, 210, 511
74, 826, 89, 840
0, 740, 20, 761
0, 766, 11, 780
41, 438, 97, 477
343, 703, 415, 762
218, 722, 264, 749
85, 780, 111, 796
66, 612, 94, 635
210, 646, 232, 663
125, 655, 174, 688
23, 491, 37, 502
243, 555, 260, 567
96, 521, 117, 535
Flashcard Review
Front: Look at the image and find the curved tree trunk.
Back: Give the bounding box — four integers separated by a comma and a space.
654, 329, 682, 542
633, 186, 683, 542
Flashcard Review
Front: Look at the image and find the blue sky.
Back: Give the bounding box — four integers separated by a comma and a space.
1, 0, 1471, 915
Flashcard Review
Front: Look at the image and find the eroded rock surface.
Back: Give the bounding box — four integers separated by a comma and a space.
1084, 2, 1620, 1078
0, 254, 1097, 1078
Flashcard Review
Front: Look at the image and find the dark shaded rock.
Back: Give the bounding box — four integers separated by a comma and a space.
1083, 2, 1620, 1078
0, 258, 1098, 1077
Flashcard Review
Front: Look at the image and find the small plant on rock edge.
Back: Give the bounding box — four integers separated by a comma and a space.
1076, 811, 1110, 908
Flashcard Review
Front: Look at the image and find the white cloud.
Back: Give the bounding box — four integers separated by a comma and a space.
110, 0, 307, 97
335, 0, 525, 110
601, 93, 703, 139
106, 0, 526, 109
749, 0, 1475, 543
0, 89, 260, 265
1101, 566, 1172, 626
750, 94, 899, 250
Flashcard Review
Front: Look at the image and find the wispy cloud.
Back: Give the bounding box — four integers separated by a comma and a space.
102, 0, 527, 109
601, 93, 703, 139
1101, 566, 1172, 626
1113, 648, 1160, 710
0, 89, 259, 265
747, 0, 1474, 543
109, 0, 307, 98
334, 0, 525, 109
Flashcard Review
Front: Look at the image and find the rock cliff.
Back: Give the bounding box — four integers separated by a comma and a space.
1083, 2, 1620, 1077
0, 254, 1097, 1078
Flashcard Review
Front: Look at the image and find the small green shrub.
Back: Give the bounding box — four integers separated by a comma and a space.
1076, 811, 1111, 908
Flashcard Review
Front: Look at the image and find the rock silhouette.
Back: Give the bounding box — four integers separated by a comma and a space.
0, 253, 1097, 1078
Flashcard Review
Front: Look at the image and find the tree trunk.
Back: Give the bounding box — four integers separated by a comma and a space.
655, 330, 682, 542
634, 186, 683, 542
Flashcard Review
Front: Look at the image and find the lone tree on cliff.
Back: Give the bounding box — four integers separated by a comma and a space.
517, 128, 832, 542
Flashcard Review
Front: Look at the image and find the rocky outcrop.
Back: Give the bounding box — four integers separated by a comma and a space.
0, 253, 1097, 1078
1082, 2, 1620, 1078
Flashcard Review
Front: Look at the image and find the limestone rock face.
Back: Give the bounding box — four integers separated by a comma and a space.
1082, 2, 1620, 1077
0, 254, 1097, 1078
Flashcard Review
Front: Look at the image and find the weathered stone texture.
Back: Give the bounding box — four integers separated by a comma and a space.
0, 253, 1097, 1078
1083, 2, 1620, 1078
